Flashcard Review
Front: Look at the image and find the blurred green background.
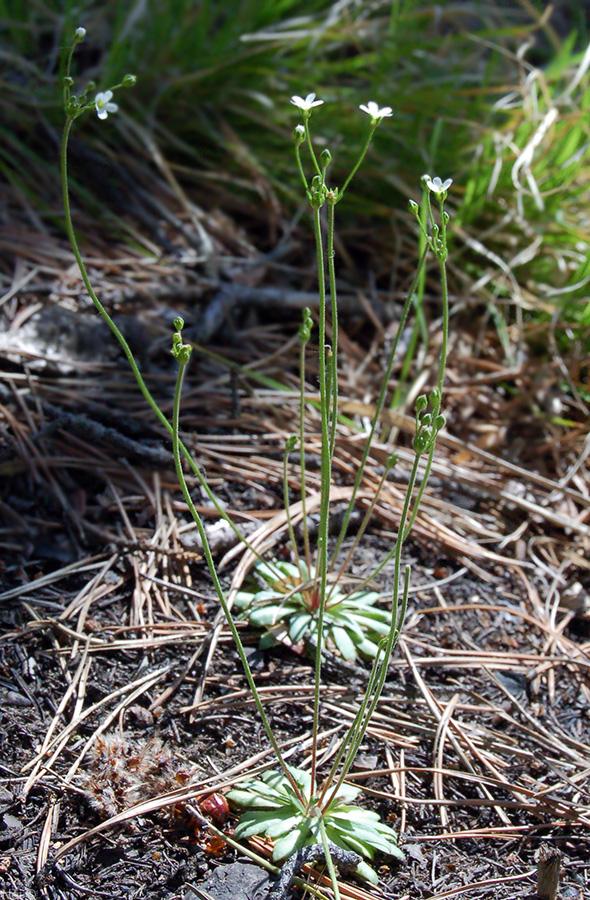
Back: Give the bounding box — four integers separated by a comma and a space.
2, 0, 590, 365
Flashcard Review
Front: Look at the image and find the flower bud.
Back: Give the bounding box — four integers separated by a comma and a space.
413, 433, 426, 455
177, 344, 192, 365
174, 316, 185, 331
408, 199, 419, 214
292, 124, 305, 146
122, 74, 137, 87
285, 435, 298, 452
74, 26, 86, 42
416, 395, 428, 412
299, 322, 311, 343
320, 148, 332, 168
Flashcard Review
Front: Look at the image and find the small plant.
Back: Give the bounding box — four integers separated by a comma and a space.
227, 766, 403, 885
235, 559, 391, 660
60, 29, 450, 898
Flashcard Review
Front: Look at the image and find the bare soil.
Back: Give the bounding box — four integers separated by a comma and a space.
1, 251, 589, 900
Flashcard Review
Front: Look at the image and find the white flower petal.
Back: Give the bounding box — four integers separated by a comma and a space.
290, 92, 324, 111
95, 90, 118, 120
359, 101, 393, 121
426, 175, 452, 194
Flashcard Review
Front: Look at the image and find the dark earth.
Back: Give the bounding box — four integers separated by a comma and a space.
1, 293, 590, 900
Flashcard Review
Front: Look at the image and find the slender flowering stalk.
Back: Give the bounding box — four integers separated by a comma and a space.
309, 202, 330, 792
328, 248, 428, 570
338, 101, 392, 198
171, 335, 304, 800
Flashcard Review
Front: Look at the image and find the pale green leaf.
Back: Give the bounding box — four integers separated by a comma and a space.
272, 823, 310, 860
355, 860, 379, 884
331, 625, 357, 660
288, 613, 312, 643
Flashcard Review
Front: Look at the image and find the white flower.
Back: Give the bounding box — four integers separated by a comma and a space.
74, 26, 86, 40
425, 175, 453, 195
94, 90, 118, 120
290, 92, 324, 112
359, 101, 393, 122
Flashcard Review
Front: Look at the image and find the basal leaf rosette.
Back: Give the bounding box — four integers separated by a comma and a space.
234, 560, 392, 661
227, 766, 403, 884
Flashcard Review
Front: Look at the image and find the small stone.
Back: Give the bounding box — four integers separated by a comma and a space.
193, 861, 271, 900
5, 691, 31, 707
127, 705, 154, 728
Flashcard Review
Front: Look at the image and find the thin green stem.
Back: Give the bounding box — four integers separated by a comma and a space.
390, 188, 428, 412
172, 360, 304, 803
60, 116, 272, 573
338, 125, 377, 197
305, 120, 322, 178
328, 248, 429, 572
299, 340, 312, 570
310, 205, 330, 791
328, 462, 391, 600
389, 312, 421, 413
294, 143, 309, 195
283, 442, 301, 572
402, 442, 436, 542
343, 452, 421, 597
437, 231, 450, 398
322, 566, 410, 810
318, 815, 341, 900
401, 202, 449, 539
327, 200, 339, 461
317, 640, 384, 807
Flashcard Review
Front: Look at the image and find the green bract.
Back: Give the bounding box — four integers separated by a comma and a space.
227, 766, 403, 884
234, 560, 392, 661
